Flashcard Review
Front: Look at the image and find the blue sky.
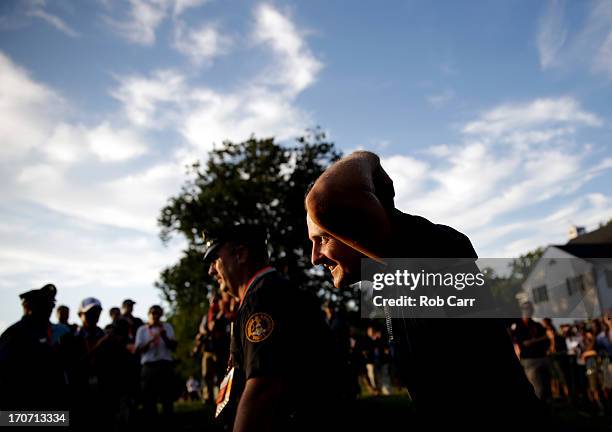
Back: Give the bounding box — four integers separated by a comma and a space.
1, 0, 611, 331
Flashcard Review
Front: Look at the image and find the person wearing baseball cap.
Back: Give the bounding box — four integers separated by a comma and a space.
73, 297, 105, 353
121, 298, 144, 343
63, 297, 106, 426
305, 151, 545, 428
0, 283, 66, 410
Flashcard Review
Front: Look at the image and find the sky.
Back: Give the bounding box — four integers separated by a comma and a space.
1, 0, 611, 331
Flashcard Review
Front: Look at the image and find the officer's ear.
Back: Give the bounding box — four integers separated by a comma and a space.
234, 244, 250, 265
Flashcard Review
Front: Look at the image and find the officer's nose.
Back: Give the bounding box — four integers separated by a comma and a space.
208, 261, 217, 277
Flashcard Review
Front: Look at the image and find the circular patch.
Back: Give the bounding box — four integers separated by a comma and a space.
245, 312, 274, 343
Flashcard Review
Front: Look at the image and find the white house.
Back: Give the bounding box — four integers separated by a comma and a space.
522, 224, 612, 322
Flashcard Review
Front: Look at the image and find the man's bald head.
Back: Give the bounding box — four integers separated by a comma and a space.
305, 151, 395, 262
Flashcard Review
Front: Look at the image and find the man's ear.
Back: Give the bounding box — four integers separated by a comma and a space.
235, 244, 250, 264
372, 163, 395, 213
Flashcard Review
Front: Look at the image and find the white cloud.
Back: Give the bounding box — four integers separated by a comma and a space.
44, 123, 88, 163
17, 163, 64, 187
181, 85, 311, 151
494, 194, 612, 257
380, 155, 429, 198
0, 50, 176, 234
0, 2, 323, 335
106, 0, 167, 45
0, 52, 61, 160
88, 123, 148, 162
502, 127, 574, 147
462, 97, 602, 137
594, 31, 612, 77
180, 4, 322, 147
172, 0, 209, 17
28, 7, 80, 38
582, 0, 612, 79
111, 70, 186, 128
174, 21, 232, 65
112, 4, 322, 151
15, 160, 184, 233
592, 157, 612, 173
426, 89, 454, 108
0, 202, 185, 333
0, 3, 323, 233
381, 97, 610, 257
424, 144, 452, 157
537, 0, 567, 69
42, 122, 148, 164
105, 0, 208, 46
537, 0, 612, 80
252, 4, 323, 96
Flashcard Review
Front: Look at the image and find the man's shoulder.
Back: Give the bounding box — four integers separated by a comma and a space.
240, 272, 320, 324
0, 320, 28, 345
391, 210, 477, 258
247, 271, 293, 301
134, 324, 147, 336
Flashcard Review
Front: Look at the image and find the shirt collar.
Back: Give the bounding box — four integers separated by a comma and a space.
240, 266, 275, 303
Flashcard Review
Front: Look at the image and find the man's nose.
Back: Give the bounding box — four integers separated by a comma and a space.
208, 262, 217, 276
311, 244, 323, 266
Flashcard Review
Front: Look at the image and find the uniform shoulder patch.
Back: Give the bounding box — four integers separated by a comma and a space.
245, 312, 274, 343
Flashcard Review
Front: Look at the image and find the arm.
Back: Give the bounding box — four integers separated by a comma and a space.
305, 151, 393, 260
160, 323, 178, 351
135, 327, 155, 354
232, 376, 283, 432
522, 334, 549, 348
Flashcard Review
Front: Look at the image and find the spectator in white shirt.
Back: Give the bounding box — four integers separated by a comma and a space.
135, 305, 177, 425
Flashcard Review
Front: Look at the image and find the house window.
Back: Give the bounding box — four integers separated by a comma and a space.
566, 275, 584, 296
533, 285, 549, 303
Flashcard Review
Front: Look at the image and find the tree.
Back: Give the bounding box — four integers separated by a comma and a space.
482, 247, 545, 317
509, 247, 544, 282
156, 130, 343, 378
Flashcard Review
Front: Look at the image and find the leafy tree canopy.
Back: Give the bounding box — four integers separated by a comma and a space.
156, 130, 343, 377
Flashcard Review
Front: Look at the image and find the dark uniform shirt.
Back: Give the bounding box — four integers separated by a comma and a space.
230, 267, 345, 430
0, 316, 67, 410
385, 210, 544, 426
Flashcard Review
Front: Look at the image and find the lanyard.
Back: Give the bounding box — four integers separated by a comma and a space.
239, 266, 275, 304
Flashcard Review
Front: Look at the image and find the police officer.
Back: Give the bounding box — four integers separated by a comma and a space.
0, 283, 67, 410
204, 225, 346, 432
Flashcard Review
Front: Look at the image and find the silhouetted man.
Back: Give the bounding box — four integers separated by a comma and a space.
121, 299, 144, 344
52, 304, 76, 344
0, 284, 67, 410
305, 151, 544, 428
512, 302, 551, 400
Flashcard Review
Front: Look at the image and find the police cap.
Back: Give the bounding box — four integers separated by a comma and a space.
19, 283, 57, 304
202, 224, 268, 264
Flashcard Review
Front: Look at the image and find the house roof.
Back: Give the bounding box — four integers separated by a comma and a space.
555, 243, 612, 259
568, 223, 612, 245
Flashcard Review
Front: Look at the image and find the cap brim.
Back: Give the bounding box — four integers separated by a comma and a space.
203, 241, 222, 264
80, 304, 101, 314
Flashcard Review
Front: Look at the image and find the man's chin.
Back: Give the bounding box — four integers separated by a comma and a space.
333, 274, 360, 289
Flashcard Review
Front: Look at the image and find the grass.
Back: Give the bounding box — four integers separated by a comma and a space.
166, 395, 611, 431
